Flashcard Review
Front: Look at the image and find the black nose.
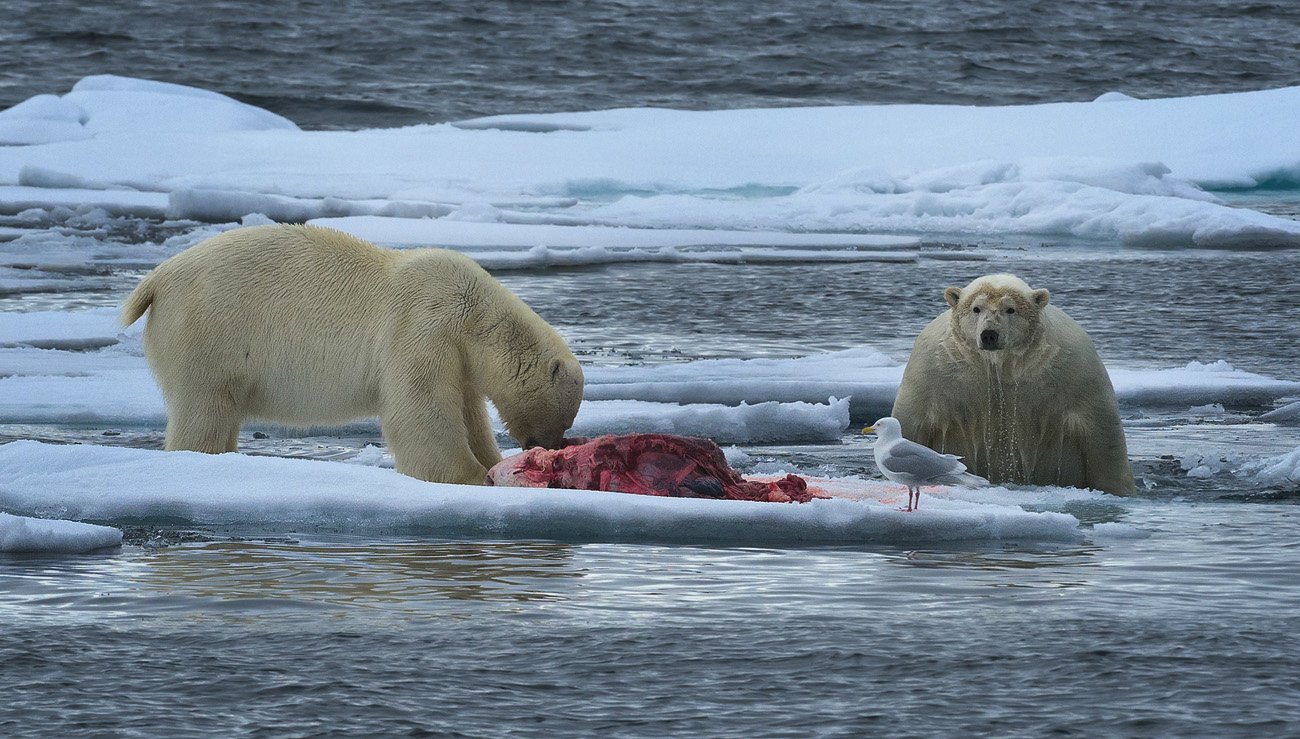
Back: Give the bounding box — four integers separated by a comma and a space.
980, 329, 999, 348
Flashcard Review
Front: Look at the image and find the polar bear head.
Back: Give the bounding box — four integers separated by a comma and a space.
943, 273, 1050, 352
501, 354, 585, 450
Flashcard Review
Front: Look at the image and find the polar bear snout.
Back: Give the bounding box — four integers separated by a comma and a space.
524, 432, 564, 450
979, 328, 1001, 350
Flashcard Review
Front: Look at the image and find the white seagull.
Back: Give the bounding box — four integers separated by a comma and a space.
863, 417, 989, 511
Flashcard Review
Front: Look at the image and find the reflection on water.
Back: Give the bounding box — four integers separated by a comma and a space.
890, 543, 1100, 572
139, 539, 582, 611
1, 539, 584, 619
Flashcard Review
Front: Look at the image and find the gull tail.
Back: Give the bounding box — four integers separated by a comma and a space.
940, 471, 990, 489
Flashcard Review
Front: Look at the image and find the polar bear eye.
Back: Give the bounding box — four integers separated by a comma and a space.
972, 306, 981, 314
1006, 307, 1016, 315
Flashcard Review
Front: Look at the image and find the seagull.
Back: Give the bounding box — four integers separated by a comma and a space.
862, 417, 989, 511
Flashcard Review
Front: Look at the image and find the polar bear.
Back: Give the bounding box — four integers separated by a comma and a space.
891, 273, 1135, 494
120, 224, 584, 485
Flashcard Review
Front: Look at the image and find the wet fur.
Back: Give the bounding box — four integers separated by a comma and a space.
121, 224, 583, 485
892, 273, 1136, 494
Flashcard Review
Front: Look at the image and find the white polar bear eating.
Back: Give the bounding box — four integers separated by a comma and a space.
891, 273, 1136, 495
120, 224, 584, 485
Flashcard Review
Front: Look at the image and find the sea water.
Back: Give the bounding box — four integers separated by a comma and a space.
3, 1, 1300, 735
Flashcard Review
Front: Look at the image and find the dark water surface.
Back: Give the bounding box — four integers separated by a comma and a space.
499, 249, 1300, 378
3, 0, 1299, 129
4, 520, 1300, 737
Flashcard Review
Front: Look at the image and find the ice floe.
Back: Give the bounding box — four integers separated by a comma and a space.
1, 76, 1298, 250
0, 511, 122, 554
0, 440, 1086, 545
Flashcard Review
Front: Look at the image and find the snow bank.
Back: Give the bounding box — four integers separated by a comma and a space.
0, 511, 122, 553
0, 441, 1084, 545
2, 76, 1298, 249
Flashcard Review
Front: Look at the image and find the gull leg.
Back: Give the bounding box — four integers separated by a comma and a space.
900, 485, 917, 512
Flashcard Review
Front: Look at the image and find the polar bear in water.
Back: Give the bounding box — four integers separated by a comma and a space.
891, 273, 1135, 494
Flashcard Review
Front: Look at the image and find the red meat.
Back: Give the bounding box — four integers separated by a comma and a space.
487, 433, 826, 503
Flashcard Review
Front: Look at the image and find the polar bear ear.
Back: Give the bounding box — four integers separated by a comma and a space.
1031, 288, 1050, 308
943, 286, 962, 309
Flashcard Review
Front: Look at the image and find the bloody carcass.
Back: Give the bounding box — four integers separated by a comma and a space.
487, 433, 826, 503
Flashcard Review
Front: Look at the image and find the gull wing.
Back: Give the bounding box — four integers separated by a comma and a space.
880, 439, 968, 479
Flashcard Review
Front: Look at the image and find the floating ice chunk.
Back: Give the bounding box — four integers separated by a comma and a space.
0, 511, 122, 553
166, 189, 454, 223
583, 348, 903, 424
1110, 362, 1300, 409
341, 444, 393, 468
0, 308, 130, 350
1259, 401, 1300, 424
1236, 447, 1300, 485
1182, 455, 1230, 478
568, 397, 850, 444
0, 185, 168, 219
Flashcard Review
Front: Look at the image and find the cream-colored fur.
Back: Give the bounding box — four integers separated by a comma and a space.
120, 224, 583, 485
891, 273, 1136, 494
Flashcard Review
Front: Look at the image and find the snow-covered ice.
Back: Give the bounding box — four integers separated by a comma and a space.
2, 76, 1299, 251
0, 440, 1085, 545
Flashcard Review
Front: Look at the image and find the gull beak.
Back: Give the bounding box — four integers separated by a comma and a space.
862, 425, 876, 434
